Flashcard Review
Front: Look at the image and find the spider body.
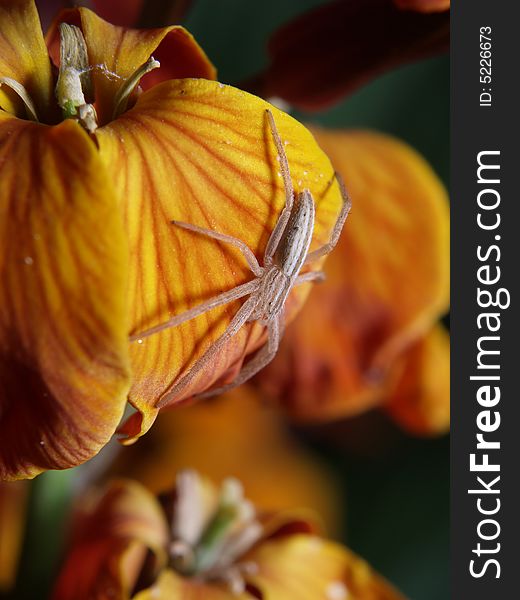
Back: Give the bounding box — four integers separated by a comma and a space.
252, 190, 313, 318
131, 110, 351, 407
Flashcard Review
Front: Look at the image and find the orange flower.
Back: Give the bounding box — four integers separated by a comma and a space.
53, 474, 405, 600
254, 128, 450, 435
109, 386, 342, 534
0, 1, 344, 479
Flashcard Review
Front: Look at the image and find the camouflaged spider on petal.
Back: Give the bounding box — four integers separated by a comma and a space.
130, 109, 351, 405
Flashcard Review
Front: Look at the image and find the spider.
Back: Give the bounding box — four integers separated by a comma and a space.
131, 109, 351, 407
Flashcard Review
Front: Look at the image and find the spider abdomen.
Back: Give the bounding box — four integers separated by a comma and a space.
251, 267, 291, 321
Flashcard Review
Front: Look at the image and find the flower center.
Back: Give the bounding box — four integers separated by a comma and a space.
169, 470, 263, 595
0, 23, 160, 131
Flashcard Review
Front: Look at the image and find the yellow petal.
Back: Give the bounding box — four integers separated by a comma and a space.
0, 114, 130, 480
247, 534, 406, 600
0, 0, 53, 118
110, 387, 341, 534
255, 129, 449, 422
46, 7, 216, 125
133, 568, 250, 600
384, 324, 450, 435
0, 481, 28, 591
95, 79, 344, 441
53, 479, 169, 600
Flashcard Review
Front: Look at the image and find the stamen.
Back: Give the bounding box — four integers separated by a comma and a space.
170, 471, 263, 594
172, 470, 205, 547
112, 56, 160, 119
0, 77, 39, 121
56, 23, 98, 132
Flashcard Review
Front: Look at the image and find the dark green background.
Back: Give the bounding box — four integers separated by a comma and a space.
4, 1, 449, 598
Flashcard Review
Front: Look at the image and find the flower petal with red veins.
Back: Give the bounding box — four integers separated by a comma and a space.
394, 0, 450, 12
96, 79, 344, 442
247, 534, 406, 600
256, 0, 449, 111
53, 479, 169, 600
384, 324, 450, 435
46, 7, 216, 125
255, 129, 449, 423
0, 115, 130, 480
0, 0, 53, 118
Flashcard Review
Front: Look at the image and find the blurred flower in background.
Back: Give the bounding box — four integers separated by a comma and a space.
244, 0, 450, 111
109, 387, 342, 534
52, 473, 406, 599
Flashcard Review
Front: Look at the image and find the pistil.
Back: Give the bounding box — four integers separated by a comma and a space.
55, 23, 97, 132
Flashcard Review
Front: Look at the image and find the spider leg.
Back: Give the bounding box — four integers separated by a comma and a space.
264, 109, 295, 266
199, 311, 283, 398
172, 220, 263, 277
130, 279, 259, 341
156, 295, 258, 408
304, 172, 352, 264
294, 270, 326, 285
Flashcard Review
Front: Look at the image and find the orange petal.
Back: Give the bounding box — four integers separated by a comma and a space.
133, 569, 250, 600
0, 0, 53, 119
0, 481, 28, 591
110, 387, 341, 534
0, 115, 130, 480
394, 0, 450, 12
384, 324, 450, 435
46, 7, 216, 125
53, 479, 169, 600
255, 129, 449, 423
247, 534, 406, 600
95, 79, 345, 441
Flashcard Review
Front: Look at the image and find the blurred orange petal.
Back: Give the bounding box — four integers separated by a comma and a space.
0, 481, 28, 591
95, 79, 345, 441
0, 115, 130, 480
384, 324, 450, 435
110, 387, 341, 534
247, 534, 406, 600
53, 479, 169, 600
255, 129, 449, 424
394, 0, 450, 13
253, 0, 449, 111
0, 0, 53, 118
134, 569, 250, 600
46, 7, 216, 124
